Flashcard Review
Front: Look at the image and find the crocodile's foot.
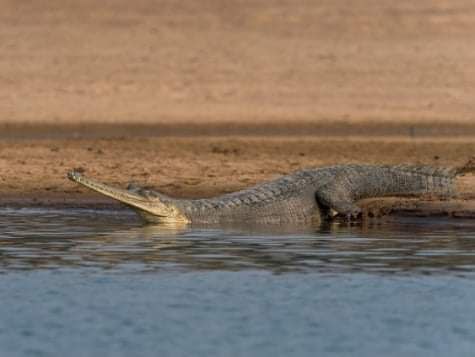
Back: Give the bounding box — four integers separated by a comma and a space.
336, 206, 363, 221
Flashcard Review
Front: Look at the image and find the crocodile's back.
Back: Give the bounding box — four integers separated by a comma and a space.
177, 171, 321, 223
317, 165, 456, 198
178, 165, 458, 223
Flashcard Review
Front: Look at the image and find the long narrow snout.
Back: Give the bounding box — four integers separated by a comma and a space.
68, 171, 149, 204
67, 171, 189, 223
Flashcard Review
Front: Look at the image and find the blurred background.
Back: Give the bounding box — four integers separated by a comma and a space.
1, 0, 474, 135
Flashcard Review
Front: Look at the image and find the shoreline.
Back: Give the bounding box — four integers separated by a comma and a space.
1, 128, 473, 219
1, 195, 474, 220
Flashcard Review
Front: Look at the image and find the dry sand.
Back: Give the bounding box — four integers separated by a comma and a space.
1, 0, 475, 124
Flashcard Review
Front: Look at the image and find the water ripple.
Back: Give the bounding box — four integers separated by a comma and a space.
1, 208, 475, 274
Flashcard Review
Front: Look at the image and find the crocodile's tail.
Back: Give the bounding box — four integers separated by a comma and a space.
455, 157, 475, 176
393, 158, 475, 178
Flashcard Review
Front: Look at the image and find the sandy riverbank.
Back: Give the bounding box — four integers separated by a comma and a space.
1, 127, 474, 217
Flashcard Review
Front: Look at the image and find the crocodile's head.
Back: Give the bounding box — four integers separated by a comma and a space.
67, 171, 189, 224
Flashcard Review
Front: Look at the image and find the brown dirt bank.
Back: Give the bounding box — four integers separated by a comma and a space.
1, 135, 474, 218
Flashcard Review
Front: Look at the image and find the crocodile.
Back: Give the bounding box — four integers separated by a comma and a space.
67, 164, 471, 224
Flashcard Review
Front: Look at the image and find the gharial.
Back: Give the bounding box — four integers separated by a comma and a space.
67, 163, 473, 224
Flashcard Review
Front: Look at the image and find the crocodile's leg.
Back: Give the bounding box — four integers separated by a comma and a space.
315, 185, 362, 219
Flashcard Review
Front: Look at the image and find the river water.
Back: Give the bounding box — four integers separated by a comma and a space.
1, 208, 475, 356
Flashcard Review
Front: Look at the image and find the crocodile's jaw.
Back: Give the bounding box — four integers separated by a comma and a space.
67, 171, 189, 223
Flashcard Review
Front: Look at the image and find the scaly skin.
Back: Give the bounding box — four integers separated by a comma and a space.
68, 165, 459, 224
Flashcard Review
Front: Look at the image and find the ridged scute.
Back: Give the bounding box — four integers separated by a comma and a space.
390, 165, 456, 178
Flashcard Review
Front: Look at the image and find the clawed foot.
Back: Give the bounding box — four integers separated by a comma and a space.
331, 206, 362, 222
344, 207, 362, 221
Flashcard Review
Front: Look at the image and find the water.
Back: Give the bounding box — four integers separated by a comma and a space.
1, 208, 475, 356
